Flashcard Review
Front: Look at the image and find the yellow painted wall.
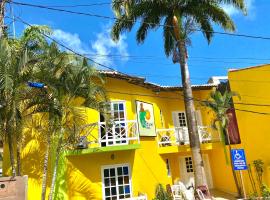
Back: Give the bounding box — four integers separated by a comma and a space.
228, 64, 270, 195
3, 76, 224, 199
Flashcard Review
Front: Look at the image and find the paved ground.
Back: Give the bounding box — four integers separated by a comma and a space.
210, 189, 237, 200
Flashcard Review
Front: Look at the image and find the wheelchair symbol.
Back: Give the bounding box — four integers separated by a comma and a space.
234, 150, 242, 160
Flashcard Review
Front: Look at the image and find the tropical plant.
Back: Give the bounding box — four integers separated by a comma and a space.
0, 25, 50, 177
253, 159, 264, 187
153, 184, 172, 200
204, 89, 242, 197
111, 0, 246, 188
25, 42, 107, 200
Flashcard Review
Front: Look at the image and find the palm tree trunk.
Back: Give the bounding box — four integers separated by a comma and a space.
7, 129, 16, 177
48, 131, 63, 200
172, 16, 206, 188
16, 141, 21, 176
41, 134, 51, 200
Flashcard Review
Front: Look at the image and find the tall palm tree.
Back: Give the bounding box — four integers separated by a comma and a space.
204, 89, 242, 197
0, 26, 50, 177
111, 0, 246, 188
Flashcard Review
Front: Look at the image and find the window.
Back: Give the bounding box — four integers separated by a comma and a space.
111, 102, 125, 122
102, 165, 131, 200
166, 159, 171, 176
100, 102, 127, 147
172, 112, 187, 127
185, 157, 193, 173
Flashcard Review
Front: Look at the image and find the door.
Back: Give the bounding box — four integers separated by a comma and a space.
100, 102, 127, 147
172, 111, 189, 143
179, 154, 213, 189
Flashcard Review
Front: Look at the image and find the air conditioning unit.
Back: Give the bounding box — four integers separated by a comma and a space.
76, 136, 88, 149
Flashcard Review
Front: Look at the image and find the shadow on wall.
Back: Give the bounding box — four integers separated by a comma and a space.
65, 151, 136, 200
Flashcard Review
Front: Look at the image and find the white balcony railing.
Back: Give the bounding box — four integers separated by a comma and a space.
157, 126, 220, 147
78, 120, 139, 149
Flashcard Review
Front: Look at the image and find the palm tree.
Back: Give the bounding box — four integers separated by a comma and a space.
25, 42, 107, 200
111, 0, 246, 188
204, 89, 242, 197
0, 25, 49, 177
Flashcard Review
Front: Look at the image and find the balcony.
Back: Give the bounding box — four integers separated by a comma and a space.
69, 120, 140, 155
156, 126, 220, 153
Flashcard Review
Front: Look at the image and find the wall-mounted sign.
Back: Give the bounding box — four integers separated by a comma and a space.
136, 101, 156, 136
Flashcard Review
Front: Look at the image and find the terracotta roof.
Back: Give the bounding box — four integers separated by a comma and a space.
99, 70, 217, 91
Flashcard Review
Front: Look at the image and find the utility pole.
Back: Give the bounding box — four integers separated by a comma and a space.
0, 0, 6, 38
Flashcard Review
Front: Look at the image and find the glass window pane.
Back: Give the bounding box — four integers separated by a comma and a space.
118, 176, 123, 185
105, 178, 110, 187
124, 185, 130, 194
119, 186, 124, 194
105, 188, 110, 196
123, 167, 128, 175
124, 176, 129, 184
110, 168, 115, 177
111, 178, 116, 186
104, 169, 109, 177
113, 104, 118, 111
117, 167, 123, 175
111, 187, 117, 195
119, 103, 124, 111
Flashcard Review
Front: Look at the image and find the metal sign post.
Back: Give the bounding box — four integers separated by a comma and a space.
231, 149, 248, 199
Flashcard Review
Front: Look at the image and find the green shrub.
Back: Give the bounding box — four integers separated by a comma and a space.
153, 184, 172, 200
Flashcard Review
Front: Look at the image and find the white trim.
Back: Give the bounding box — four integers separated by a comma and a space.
101, 163, 132, 200
172, 111, 187, 128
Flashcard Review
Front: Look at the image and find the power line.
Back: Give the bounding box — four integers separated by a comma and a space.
33, 2, 112, 8
10, 15, 116, 71
9, 16, 270, 108
9, 1, 270, 41
107, 90, 270, 111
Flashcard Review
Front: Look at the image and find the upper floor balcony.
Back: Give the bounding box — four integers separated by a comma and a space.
156, 126, 221, 154
73, 120, 140, 154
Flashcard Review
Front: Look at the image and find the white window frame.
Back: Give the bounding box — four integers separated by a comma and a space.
101, 163, 132, 200
172, 111, 187, 127
99, 101, 128, 146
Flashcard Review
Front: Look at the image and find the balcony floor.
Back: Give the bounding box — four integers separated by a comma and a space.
65, 144, 141, 156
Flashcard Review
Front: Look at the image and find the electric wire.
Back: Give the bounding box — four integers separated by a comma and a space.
7, 15, 270, 111
9, 1, 270, 41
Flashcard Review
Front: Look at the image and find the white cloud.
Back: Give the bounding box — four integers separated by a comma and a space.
91, 28, 129, 66
222, 0, 255, 17
52, 25, 129, 68
52, 29, 89, 54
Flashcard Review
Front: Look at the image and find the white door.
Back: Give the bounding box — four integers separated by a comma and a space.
179, 155, 213, 189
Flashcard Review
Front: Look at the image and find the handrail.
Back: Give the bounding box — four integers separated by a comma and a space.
157, 126, 219, 147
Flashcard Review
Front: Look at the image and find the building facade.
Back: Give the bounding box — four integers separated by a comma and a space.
228, 64, 270, 195
3, 71, 238, 200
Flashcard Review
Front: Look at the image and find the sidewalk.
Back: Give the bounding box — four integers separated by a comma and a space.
210, 189, 237, 200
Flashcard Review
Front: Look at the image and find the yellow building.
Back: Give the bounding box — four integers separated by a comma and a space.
228, 64, 270, 195
3, 71, 238, 200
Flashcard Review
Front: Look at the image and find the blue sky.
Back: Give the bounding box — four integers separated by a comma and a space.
6, 0, 270, 86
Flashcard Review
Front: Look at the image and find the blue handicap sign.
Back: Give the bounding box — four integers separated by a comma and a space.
231, 149, 247, 170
